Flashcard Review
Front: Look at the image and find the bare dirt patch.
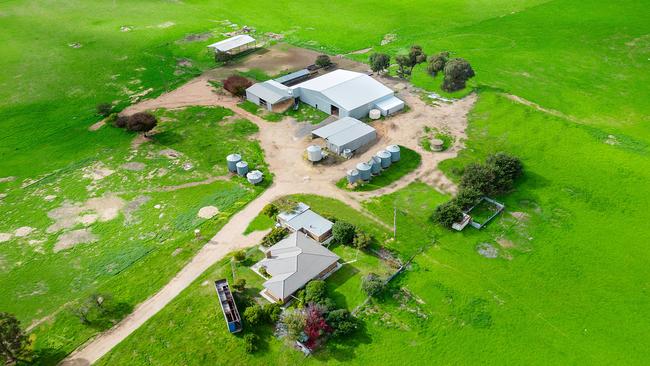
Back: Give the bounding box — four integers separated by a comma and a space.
0, 233, 12, 243
181, 32, 213, 42
121, 162, 146, 171
14, 226, 35, 237
197, 206, 220, 219
0, 176, 16, 183
496, 237, 515, 249
82, 162, 115, 181
47, 195, 126, 233
477, 243, 499, 258
54, 229, 98, 252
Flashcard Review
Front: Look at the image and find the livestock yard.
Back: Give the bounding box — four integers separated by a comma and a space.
1, 1, 649, 366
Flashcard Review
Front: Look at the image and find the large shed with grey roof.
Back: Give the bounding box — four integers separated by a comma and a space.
255, 231, 340, 303
312, 117, 377, 155
245, 80, 295, 113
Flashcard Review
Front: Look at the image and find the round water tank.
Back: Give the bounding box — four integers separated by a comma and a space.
347, 169, 359, 184
386, 145, 401, 162
369, 109, 381, 120
246, 170, 263, 185
376, 150, 392, 168
307, 145, 322, 162
370, 156, 382, 175
431, 138, 444, 151
236, 161, 249, 176
356, 162, 372, 181
226, 153, 242, 172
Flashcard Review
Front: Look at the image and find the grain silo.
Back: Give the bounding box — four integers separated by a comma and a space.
347, 169, 359, 184
307, 145, 323, 162
369, 156, 382, 175
386, 145, 401, 162
236, 161, 249, 176
246, 170, 263, 185
226, 154, 242, 173
376, 150, 392, 168
356, 162, 372, 181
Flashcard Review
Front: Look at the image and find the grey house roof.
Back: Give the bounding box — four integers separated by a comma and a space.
246, 80, 294, 104
207, 35, 255, 52
260, 232, 339, 301
292, 70, 395, 110
312, 117, 376, 149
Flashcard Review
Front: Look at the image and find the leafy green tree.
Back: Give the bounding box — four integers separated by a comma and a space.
258, 266, 270, 277
304, 280, 327, 305
453, 187, 483, 210
459, 163, 497, 196
487, 152, 523, 183
261, 203, 278, 218
369, 53, 390, 73
232, 278, 246, 293
408, 45, 427, 69
261, 227, 288, 247
233, 250, 246, 262
263, 303, 282, 322
353, 229, 371, 249
243, 333, 259, 353
315, 54, 332, 68
326, 309, 359, 337
0, 312, 31, 365
244, 304, 264, 326
395, 54, 412, 78
362, 273, 385, 297
442, 58, 475, 92
332, 221, 356, 245
126, 112, 157, 137
432, 201, 463, 228
427, 51, 450, 76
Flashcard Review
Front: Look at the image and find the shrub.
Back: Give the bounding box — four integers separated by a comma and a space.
395, 54, 412, 78
263, 303, 282, 322
232, 278, 246, 293
454, 187, 483, 210
243, 333, 259, 353
261, 227, 288, 247
126, 112, 157, 136
352, 229, 371, 250
233, 250, 246, 262
96, 103, 112, 117
369, 53, 390, 73
274, 198, 298, 214
432, 201, 464, 228
261, 203, 278, 218
304, 280, 327, 305
223, 75, 252, 97
362, 273, 385, 297
326, 309, 359, 337
315, 54, 332, 68
258, 266, 269, 278
114, 115, 129, 128
442, 58, 475, 92
244, 304, 264, 326
280, 309, 306, 341
332, 221, 356, 245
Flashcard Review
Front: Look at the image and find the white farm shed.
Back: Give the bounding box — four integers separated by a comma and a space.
207, 35, 256, 54
245, 80, 295, 112
312, 117, 377, 155
291, 70, 404, 119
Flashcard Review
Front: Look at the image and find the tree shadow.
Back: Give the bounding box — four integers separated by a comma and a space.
152, 130, 184, 146
21, 347, 69, 366
311, 320, 372, 362
326, 265, 360, 309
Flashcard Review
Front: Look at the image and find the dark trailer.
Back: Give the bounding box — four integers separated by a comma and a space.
214, 279, 243, 333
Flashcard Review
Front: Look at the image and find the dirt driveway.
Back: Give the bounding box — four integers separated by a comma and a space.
65, 45, 475, 365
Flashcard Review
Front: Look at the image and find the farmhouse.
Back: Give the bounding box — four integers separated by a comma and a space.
246, 69, 404, 119
312, 117, 377, 155
207, 34, 256, 56
277, 202, 333, 242
256, 231, 340, 304
245, 80, 295, 113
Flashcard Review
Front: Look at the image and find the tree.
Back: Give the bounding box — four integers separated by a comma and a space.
96, 103, 112, 117
395, 54, 412, 78
0, 312, 31, 365
223, 75, 253, 97
233, 250, 246, 262
258, 266, 270, 278
126, 112, 157, 137
432, 201, 463, 228
427, 51, 449, 76
244, 304, 264, 326
487, 152, 523, 183
442, 58, 475, 92
243, 333, 259, 353
261, 227, 288, 247
369, 53, 390, 73
332, 221, 356, 245
326, 309, 359, 337
352, 229, 371, 250
315, 54, 332, 68
280, 309, 306, 341
232, 278, 246, 293
303, 304, 331, 349
263, 303, 282, 322
304, 280, 327, 305
362, 273, 385, 297
261, 203, 278, 218
459, 163, 497, 196
114, 115, 128, 128
453, 187, 483, 211
408, 45, 427, 70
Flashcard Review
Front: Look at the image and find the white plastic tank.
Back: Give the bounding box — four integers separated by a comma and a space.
386, 145, 401, 162
370, 156, 382, 175
226, 153, 242, 172
347, 169, 359, 184
376, 150, 392, 168
307, 145, 323, 162
356, 162, 372, 181
246, 170, 263, 185
369, 109, 381, 120
236, 161, 249, 176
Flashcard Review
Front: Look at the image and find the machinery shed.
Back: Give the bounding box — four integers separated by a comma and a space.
312, 117, 376, 155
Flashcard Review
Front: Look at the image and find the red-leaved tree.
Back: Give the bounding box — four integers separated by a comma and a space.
303, 304, 331, 349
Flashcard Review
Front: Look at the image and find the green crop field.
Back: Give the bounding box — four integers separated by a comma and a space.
1, 0, 649, 364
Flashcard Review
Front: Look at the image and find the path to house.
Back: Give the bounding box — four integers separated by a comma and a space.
63, 59, 475, 366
